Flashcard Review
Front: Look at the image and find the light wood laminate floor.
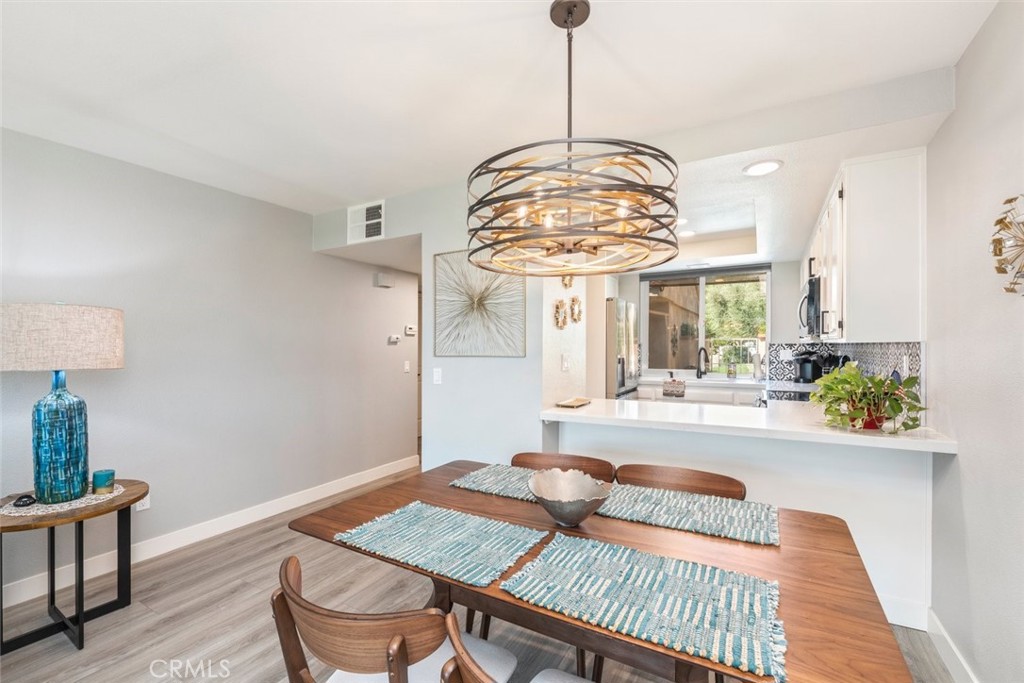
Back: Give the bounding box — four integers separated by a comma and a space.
1, 469, 953, 683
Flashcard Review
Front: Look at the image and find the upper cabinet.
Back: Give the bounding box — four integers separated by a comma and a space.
802, 148, 925, 343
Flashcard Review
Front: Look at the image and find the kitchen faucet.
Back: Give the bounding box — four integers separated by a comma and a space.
696, 347, 710, 378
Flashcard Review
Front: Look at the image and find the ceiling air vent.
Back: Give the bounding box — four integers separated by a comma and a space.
347, 201, 385, 244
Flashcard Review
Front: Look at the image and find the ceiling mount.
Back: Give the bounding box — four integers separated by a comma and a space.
549, 0, 590, 29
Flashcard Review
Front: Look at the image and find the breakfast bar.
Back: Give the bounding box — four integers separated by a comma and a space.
540, 399, 957, 630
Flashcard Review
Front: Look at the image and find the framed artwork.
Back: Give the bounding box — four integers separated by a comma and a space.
434, 250, 525, 357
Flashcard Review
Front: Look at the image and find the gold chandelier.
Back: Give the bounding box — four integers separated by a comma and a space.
467, 0, 679, 277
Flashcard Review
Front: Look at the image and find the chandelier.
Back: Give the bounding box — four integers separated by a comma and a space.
467, 0, 679, 277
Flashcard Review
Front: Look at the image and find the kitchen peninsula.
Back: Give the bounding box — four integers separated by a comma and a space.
540, 399, 956, 630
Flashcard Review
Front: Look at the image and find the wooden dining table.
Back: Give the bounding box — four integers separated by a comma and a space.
289, 460, 912, 683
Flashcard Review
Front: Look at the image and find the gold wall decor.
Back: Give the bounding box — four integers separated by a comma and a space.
434, 250, 526, 356
991, 194, 1024, 294
561, 275, 574, 289
570, 296, 583, 323
554, 299, 568, 330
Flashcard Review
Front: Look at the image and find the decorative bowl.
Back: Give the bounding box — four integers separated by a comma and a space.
528, 468, 612, 527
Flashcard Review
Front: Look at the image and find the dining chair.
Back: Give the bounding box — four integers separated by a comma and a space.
614, 463, 747, 500
272, 556, 518, 683
511, 452, 616, 482
468, 452, 616, 638
612, 463, 746, 683
441, 613, 585, 683
462, 452, 615, 681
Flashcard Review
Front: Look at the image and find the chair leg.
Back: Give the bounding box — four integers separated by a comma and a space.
575, 647, 587, 678
465, 608, 476, 633
713, 673, 725, 683
591, 654, 604, 683
479, 613, 491, 640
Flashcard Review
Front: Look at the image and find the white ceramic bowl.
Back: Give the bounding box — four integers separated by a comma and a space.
528, 468, 612, 527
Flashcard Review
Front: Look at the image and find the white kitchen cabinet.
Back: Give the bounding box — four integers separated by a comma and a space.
806, 148, 924, 342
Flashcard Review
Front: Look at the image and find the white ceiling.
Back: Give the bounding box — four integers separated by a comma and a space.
1, 1, 996, 268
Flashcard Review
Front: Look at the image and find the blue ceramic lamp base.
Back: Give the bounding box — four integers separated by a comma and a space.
33, 370, 90, 504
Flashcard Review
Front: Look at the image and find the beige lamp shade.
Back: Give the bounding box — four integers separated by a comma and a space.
1, 303, 125, 371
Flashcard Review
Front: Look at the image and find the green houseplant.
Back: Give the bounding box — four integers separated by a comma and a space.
809, 362, 924, 433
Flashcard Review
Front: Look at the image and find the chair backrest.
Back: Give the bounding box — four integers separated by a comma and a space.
273, 556, 448, 683
511, 452, 615, 483
440, 613, 495, 683
614, 464, 747, 500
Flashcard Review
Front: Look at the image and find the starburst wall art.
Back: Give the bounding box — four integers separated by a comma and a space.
434, 250, 525, 357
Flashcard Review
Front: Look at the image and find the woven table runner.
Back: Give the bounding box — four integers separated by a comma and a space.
334, 501, 547, 587
450, 464, 779, 545
0, 485, 125, 517
502, 533, 787, 683
450, 464, 536, 501
598, 483, 780, 546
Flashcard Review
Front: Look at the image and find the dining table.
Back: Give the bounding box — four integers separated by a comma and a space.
288, 460, 912, 683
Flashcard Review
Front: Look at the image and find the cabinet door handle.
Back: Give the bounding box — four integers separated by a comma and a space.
798, 295, 808, 327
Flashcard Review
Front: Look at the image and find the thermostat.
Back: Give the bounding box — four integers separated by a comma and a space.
404, 325, 418, 336
387, 335, 401, 344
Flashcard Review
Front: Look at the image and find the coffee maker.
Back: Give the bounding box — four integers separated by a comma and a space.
791, 351, 822, 383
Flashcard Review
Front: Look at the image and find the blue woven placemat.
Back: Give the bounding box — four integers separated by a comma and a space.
450, 464, 536, 501
597, 483, 780, 546
334, 501, 547, 587
450, 464, 779, 545
502, 533, 787, 683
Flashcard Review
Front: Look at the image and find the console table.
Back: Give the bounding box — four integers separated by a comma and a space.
0, 479, 148, 654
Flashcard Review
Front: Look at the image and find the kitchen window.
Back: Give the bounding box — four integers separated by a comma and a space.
640, 266, 769, 376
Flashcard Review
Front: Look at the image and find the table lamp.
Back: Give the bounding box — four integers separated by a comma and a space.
1, 303, 124, 503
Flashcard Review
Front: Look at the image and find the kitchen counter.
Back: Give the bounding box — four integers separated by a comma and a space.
539, 398, 955, 629
541, 398, 955, 453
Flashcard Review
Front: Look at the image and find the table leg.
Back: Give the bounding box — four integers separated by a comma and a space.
2, 507, 135, 654
430, 579, 452, 612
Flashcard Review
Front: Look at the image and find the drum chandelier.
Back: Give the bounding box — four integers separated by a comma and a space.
467, 0, 680, 277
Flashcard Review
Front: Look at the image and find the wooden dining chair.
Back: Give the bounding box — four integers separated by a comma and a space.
466, 451, 615, 641
272, 556, 517, 683
441, 613, 586, 683
511, 452, 616, 482
612, 463, 746, 683
462, 452, 615, 682
614, 463, 747, 500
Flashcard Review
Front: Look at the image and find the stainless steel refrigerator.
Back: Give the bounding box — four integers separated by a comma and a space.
606, 298, 639, 398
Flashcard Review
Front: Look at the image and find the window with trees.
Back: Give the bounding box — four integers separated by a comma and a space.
642, 267, 769, 375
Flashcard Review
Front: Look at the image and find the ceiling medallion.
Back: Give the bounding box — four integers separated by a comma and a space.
991, 194, 1023, 294
467, 0, 679, 277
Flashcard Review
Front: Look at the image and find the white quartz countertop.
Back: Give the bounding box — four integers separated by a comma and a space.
540, 398, 956, 454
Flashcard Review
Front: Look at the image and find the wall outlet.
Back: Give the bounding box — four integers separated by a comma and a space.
561, 354, 570, 372
780, 349, 794, 361
404, 360, 410, 373
433, 368, 442, 384
902, 354, 910, 376
135, 494, 151, 512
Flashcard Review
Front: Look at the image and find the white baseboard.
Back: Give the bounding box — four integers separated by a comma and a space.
928, 609, 980, 683
878, 593, 928, 630
2, 455, 420, 607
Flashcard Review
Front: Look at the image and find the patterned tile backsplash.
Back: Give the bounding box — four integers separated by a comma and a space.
767, 341, 924, 400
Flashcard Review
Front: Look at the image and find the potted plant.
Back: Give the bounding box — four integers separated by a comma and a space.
809, 362, 924, 433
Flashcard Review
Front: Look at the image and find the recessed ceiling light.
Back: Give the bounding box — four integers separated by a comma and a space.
742, 160, 783, 177
678, 230, 697, 238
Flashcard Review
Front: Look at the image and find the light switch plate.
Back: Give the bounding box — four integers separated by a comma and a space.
433, 368, 442, 384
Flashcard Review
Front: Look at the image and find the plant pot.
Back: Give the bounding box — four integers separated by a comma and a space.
859, 407, 886, 430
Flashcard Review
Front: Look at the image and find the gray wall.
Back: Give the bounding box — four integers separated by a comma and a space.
925, 2, 1024, 680
1, 131, 419, 583
769, 260, 800, 343
360, 182, 546, 470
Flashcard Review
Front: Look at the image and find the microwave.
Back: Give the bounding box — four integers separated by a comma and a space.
798, 275, 821, 339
